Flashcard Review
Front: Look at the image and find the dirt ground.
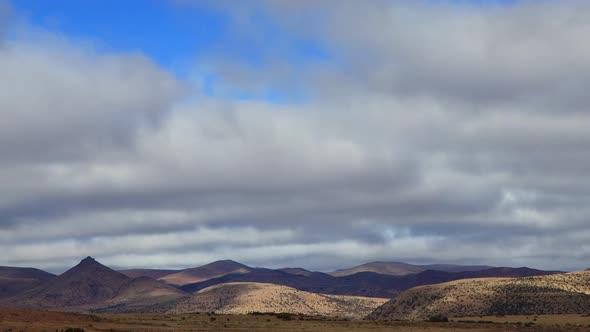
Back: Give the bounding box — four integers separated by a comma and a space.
1, 308, 590, 332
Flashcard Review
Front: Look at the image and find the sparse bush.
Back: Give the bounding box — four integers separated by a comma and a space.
428, 314, 449, 322
275, 313, 293, 321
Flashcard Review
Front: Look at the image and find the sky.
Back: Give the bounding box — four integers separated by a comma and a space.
1, 0, 590, 273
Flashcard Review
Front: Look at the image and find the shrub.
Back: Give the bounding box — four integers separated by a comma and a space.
275, 313, 293, 321
428, 314, 449, 322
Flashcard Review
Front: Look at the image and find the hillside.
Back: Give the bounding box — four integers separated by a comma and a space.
278, 268, 314, 276
158, 260, 252, 286
119, 268, 181, 279
330, 262, 494, 277
170, 282, 387, 319
97, 276, 188, 313
369, 271, 590, 320
0, 267, 55, 298
330, 262, 426, 277
4, 257, 187, 312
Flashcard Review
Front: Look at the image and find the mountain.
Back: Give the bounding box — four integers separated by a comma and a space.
0, 266, 55, 298
423, 263, 496, 273
180, 266, 558, 299
158, 260, 252, 286
170, 282, 388, 319
119, 268, 181, 279
4, 257, 187, 312
368, 271, 590, 320
330, 261, 494, 277
0, 258, 561, 315
278, 267, 314, 277
330, 262, 425, 277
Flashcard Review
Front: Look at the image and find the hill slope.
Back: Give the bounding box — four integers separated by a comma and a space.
0, 267, 55, 298
369, 271, 590, 320
330, 262, 494, 277
170, 282, 387, 319
119, 268, 181, 279
159, 260, 252, 286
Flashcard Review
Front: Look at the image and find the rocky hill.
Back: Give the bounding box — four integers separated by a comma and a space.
368, 271, 590, 320
170, 282, 387, 319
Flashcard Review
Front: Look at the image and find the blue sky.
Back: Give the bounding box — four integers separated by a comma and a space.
9, 0, 329, 97
11, 0, 227, 70
9, 0, 508, 94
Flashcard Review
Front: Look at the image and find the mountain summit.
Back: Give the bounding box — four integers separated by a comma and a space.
13, 257, 130, 308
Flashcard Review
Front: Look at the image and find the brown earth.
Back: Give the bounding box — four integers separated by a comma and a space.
0, 308, 589, 331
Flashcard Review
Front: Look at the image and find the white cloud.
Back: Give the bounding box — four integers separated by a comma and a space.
2, 1, 590, 272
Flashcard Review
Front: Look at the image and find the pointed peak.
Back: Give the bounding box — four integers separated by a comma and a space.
71, 256, 108, 270
79, 256, 97, 265
60, 256, 127, 279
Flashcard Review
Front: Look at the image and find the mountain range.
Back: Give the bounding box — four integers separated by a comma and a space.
0, 257, 569, 318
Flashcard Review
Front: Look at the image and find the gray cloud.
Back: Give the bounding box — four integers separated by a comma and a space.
1, 1, 590, 272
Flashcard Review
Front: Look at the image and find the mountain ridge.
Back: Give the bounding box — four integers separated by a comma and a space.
330, 261, 495, 277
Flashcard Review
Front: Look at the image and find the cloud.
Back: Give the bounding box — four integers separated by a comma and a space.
1, 0, 590, 272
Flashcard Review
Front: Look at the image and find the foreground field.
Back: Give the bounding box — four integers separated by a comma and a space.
453, 314, 590, 329
2, 308, 590, 332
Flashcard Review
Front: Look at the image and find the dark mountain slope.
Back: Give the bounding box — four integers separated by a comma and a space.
118, 268, 180, 279
0, 266, 55, 298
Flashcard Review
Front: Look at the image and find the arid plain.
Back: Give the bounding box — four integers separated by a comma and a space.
3, 308, 590, 332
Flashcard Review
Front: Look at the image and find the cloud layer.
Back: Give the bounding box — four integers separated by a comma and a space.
2, 1, 590, 272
